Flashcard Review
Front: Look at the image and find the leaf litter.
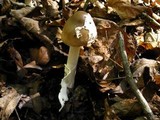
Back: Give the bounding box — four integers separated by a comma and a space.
0, 0, 160, 120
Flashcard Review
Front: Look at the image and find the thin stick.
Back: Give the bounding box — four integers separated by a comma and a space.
83, 0, 90, 11
142, 13, 160, 28
118, 31, 154, 120
15, 108, 21, 120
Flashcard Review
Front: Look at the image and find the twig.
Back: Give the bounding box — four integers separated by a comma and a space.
15, 108, 21, 120
142, 13, 160, 28
83, 0, 90, 11
118, 31, 154, 120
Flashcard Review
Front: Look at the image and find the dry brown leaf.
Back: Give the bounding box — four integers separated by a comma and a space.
7, 46, 23, 71
132, 58, 160, 88
88, 55, 103, 64
104, 99, 120, 120
24, 61, 42, 70
150, 94, 160, 116
2, 95, 21, 120
89, 7, 108, 18
109, 31, 136, 67
41, 0, 59, 18
98, 80, 117, 93
0, 87, 21, 120
108, 0, 147, 19
151, 0, 160, 7
37, 46, 50, 65
143, 30, 160, 48
132, 58, 158, 77
55, 27, 62, 40
18, 93, 40, 109
20, 17, 40, 33
119, 19, 144, 27
10, 7, 35, 19
153, 74, 160, 86
0, 0, 11, 15
138, 42, 154, 50
30, 46, 50, 65
111, 99, 142, 117
121, 31, 137, 62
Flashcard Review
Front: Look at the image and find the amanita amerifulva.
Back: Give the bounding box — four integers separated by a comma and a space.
58, 11, 97, 111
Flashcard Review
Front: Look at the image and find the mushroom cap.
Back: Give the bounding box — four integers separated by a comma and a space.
61, 11, 97, 47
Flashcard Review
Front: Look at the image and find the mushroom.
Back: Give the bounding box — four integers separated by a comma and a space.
58, 11, 97, 111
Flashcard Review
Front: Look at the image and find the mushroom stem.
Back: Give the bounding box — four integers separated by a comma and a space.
58, 46, 80, 111
64, 46, 80, 88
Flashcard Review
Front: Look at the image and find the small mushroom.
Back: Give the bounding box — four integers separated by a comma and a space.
58, 11, 97, 111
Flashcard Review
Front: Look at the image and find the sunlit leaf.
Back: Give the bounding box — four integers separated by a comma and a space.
108, 0, 147, 19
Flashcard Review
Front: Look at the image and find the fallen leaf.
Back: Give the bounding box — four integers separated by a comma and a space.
131, 58, 160, 88
121, 31, 137, 62
138, 42, 154, 50
151, 0, 160, 7
98, 80, 117, 93
0, 0, 11, 15
153, 74, 160, 86
41, 0, 59, 18
150, 94, 160, 116
89, 6, 108, 19
20, 17, 41, 33
24, 61, 42, 70
10, 7, 35, 19
119, 19, 144, 27
7, 46, 23, 71
111, 99, 142, 117
2, 95, 21, 120
0, 87, 21, 120
104, 98, 120, 120
108, 0, 147, 19
30, 46, 50, 65
37, 46, 50, 65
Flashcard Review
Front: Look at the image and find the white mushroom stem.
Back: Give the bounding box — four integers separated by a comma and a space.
64, 46, 80, 88
58, 46, 80, 111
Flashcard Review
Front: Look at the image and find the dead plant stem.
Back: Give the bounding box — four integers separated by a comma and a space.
118, 31, 154, 120
142, 13, 160, 28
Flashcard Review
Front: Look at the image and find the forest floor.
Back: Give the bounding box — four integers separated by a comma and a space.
0, 0, 160, 120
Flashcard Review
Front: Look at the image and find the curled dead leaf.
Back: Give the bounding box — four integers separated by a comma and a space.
7, 46, 23, 71
88, 55, 103, 64
24, 61, 42, 70
30, 46, 50, 65
111, 99, 142, 117
131, 58, 160, 88
98, 80, 117, 93
0, 0, 11, 15
108, 0, 147, 19
153, 74, 160, 86
0, 87, 21, 120
37, 46, 50, 65
41, 0, 59, 18
10, 7, 35, 19
20, 17, 40, 33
